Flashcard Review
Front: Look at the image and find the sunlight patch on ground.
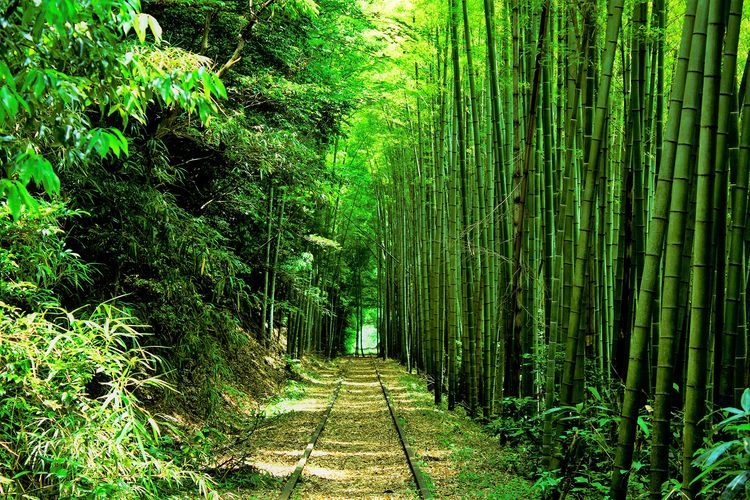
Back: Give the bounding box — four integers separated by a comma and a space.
304, 466, 350, 480
312, 439, 381, 448
341, 380, 379, 387
254, 449, 303, 457
309, 449, 402, 458
246, 461, 295, 477
263, 396, 329, 417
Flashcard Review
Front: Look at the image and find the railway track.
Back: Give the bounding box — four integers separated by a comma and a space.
373, 360, 432, 499
277, 360, 349, 500
278, 357, 431, 499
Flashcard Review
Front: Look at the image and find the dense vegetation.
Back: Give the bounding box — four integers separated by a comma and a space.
1, 0, 749, 498
1, 0, 375, 496
373, 0, 750, 498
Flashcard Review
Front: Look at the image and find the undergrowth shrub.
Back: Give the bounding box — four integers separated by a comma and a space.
66, 169, 256, 416
0, 203, 92, 310
694, 388, 750, 498
490, 383, 650, 498
0, 203, 214, 498
537, 386, 629, 497
0, 302, 215, 498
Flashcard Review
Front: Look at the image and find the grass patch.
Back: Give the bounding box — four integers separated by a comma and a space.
263, 379, 308, 417
386, 363, 537, 499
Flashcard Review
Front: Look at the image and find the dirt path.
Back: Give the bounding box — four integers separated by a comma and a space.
233, 359, 346, 497
293, 357, 417, 499
218, 356, 532, 498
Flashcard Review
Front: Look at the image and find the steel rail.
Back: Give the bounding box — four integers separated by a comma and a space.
278, 358, 431, 499
277, 361, 349, 500
373, 360, 433, 499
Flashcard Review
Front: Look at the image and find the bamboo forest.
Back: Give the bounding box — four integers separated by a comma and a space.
2, 0, 750, 498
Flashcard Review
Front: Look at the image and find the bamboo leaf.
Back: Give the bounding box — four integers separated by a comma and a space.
694, 441, 736, 468
721, 471, 749, 500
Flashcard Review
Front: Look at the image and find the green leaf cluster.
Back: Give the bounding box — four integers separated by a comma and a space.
0, 0, 225, 216
0, 202, 91, 309
694, 389, 750, 498
0, 302, 214, 498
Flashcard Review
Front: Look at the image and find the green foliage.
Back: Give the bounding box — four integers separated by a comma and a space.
693, 388, 750, 499
0, 0, 225, 216
217, 468, 284, 493
232, 72, 353, 145
0, 156, 219, 499
486, 397, 539, 449
207, 111, 319, 180
0, 202, 91, 309
529, 386, 644, 498
0, 302, 214, 498
65, 169, 257, 414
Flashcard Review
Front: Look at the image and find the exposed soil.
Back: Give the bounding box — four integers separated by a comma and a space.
294, 357, 417, 499
210, 356, 533, 499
